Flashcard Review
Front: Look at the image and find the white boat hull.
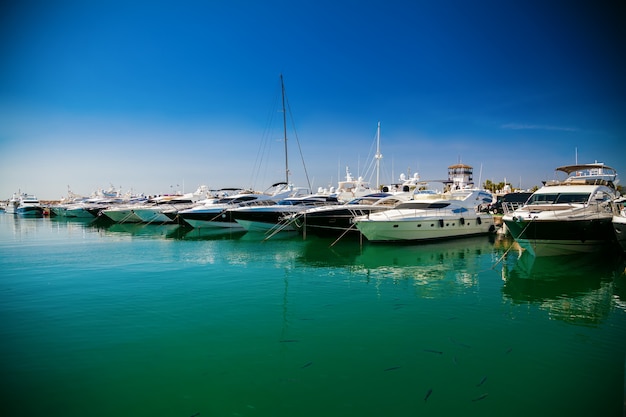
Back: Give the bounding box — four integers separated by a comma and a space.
183, 217, 245, 230
234, 218, 296, 233
52, 204, 96, 218
355, 215, 494, 242
132, 208, 172, 224
101, 208, 142, 223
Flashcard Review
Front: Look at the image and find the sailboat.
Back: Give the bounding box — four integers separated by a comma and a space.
230, 75, 337, 233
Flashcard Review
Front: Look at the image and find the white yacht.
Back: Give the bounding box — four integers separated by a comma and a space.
230, 192, 340, 233
130, 186, 211, 224
354, 188, 495, 242
178, 183, 297, 229
502, 163, 620, 256
99, 196, 149, 223
6, 193, 44, 217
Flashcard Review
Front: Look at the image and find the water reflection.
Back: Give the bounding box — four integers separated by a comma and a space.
501, 251, 626, 325
297, 235, 497, 295
94, 222, 188, 239
178, 226, 247, 241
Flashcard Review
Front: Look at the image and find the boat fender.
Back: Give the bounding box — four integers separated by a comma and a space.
460, 217, 465, 225
476, 217, 481, 225
438, 219, 444, 227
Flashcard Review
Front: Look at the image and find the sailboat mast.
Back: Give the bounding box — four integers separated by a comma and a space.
375, 121, 382, 189
280, 74, 289, 184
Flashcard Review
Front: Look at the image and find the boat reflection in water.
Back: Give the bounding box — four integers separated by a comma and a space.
297, 235, 497, 296
89, 220, 190, 240
180, 226, 247, 241
501, 250, 626, 325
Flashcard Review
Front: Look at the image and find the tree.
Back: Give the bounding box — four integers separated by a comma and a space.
483, 180, 495, 193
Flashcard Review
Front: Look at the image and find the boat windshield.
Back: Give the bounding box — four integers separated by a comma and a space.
348, 197, 382, 205
528, 193, 590, 205
395, 202, 451, 210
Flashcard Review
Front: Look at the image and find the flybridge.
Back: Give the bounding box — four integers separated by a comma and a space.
545, 163, 619, 188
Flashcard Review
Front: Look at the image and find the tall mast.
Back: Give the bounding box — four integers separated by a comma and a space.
374, 121, 382, 189
280, 74, 289, 184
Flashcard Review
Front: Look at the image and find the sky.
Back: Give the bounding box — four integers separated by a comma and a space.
1, 0, 624, 200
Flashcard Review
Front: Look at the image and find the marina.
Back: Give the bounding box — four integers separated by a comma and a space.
3, 3, 624, 416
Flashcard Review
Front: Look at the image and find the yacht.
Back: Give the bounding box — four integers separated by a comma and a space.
353, 188, 495, 242
99, 196, 149, 223
5, 193, 44, 217
178, 183, 297, 229
290, 192, 412, 237
130, 186, 211, 224
230, 193, 340, 233
132, 197, 198, 224
502, 163, 620, 256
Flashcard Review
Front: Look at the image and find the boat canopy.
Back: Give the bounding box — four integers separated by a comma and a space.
555, 164, 617, 176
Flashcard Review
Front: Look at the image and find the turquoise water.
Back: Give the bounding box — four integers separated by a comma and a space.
1, 215, 625, 417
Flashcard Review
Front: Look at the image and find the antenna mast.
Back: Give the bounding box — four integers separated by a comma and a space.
281, 74, 289, 184
375, 121, 382, 189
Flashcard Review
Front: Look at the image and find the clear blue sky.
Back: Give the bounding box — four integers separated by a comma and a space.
1, 0, 624, 200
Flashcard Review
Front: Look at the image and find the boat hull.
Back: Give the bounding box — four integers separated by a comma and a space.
132, 208, 173, 224
101, 208, 142, 223
51, 204, 96, 218
612, 215, 626, 253
294, 207, 382, 237
232, 209, 297, 232
355, 215, 495, 242
503, 217, 616, 256
179, 209, 243, 229
16, 206, 44, 217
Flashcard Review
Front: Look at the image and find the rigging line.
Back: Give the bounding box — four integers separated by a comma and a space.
250, 80, 282, 189
263, 215, 297, 241
284, 93, 312, 191
208, 207, 232, 223
329, 222, 359, 247
144, 211, 160, 226
491, 217, 535, 269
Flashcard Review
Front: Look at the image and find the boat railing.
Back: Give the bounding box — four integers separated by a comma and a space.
502, 202, 527, 215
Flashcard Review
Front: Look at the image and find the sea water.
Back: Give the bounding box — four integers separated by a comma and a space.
0, 215, 625, 417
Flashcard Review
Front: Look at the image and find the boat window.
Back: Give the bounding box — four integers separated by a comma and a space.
395, 202, 450, 210
236, 196, 261, 202
529, 193, 591, 205
348, 197, 380, 205
555, 193, 590, 204
377, 199, 401, 206
528, 194, 558, 205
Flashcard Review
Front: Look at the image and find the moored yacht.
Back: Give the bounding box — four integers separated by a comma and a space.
51, 202, 98, 218
6, 193, 45, 217
230, 193, 340, 233
100, 196, 149, 223
502, 163, 620, 256
131, 185, 211, 224
178, 183, 298, 229
132, 197, 197, 224
290, 192, 413, 237
353, 188, 495, 242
